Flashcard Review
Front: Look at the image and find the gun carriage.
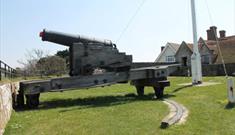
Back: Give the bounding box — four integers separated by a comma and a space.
16, 29, 170, 108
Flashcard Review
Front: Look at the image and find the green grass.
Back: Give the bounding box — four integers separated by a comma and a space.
4, 77, 235, 135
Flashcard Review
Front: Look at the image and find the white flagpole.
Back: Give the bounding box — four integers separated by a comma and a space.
190, 0, 202, 84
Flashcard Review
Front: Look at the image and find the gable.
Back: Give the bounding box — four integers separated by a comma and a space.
155, 43, 178, 62
175, 42, 192, 57
200, 43, 211, 55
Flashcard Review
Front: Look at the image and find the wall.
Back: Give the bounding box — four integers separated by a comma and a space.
202, 63, 235, 76
0, 82, 19, 135
170, 63, 235, 76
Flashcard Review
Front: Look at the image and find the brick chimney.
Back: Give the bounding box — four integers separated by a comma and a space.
207, 26, 217, 40
219, 30, 226, 38
161, 46, 165, 52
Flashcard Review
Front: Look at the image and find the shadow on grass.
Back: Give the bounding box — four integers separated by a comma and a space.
16, 93, 175, 112
225, 102, 235, 109
171, 84, 193, 93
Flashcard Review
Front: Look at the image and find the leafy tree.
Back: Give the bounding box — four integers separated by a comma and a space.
56, 49, 70, 67
36, 56, 67, 76
18, 49, 67, 77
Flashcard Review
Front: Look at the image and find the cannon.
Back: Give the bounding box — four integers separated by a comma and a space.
16, 29, 171, 109
40, 29, 132, 76
40, 29, 115, 47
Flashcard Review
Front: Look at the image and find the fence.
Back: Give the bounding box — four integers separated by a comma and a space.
0, 60, 17, 81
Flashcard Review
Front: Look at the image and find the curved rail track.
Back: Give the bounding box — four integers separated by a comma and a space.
161, 99, 188, 128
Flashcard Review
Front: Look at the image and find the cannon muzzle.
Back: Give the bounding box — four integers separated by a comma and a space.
39, 29, 115, 47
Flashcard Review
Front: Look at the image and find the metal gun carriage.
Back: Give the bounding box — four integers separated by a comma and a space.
16, 29, 170, 109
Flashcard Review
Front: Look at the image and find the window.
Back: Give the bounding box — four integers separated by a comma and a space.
166, 55, 175, 62
201, 54, 210, 64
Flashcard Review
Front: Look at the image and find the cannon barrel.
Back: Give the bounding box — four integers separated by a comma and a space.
39, 29, 115, 47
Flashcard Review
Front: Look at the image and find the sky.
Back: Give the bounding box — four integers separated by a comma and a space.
0, 0, 235, 68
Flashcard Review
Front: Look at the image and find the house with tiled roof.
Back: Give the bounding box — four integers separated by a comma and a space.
155, 26, 235, 67
174, 26, 235, 65
214, 36, 235, 64
198, 26, 235, 64
154, 42, 180, 63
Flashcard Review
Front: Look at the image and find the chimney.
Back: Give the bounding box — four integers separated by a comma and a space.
219, 30, 226, 38
161, 46, 165, 52
207, 29, 213, 40
207, 26, 217, 40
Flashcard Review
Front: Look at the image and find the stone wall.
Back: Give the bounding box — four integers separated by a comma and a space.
0, 82, 19, 135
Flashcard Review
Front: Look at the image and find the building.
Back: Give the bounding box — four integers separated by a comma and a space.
198, 26, 235, 64
154, 42, 180, 63
175, 41, 193, 66
214, 36, 235, 64
156, 26, 235, 66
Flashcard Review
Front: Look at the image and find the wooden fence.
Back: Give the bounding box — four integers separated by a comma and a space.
0, 60, 17, 81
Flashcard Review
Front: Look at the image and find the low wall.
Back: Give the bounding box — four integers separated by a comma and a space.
0, 82, 19, 135
202, 63, 235, 76
170, 63, 235, 76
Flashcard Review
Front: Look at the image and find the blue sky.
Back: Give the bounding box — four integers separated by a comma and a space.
0, 0, 235, 68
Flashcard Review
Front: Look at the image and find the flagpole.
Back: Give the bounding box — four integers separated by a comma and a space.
190, 0, 202, 84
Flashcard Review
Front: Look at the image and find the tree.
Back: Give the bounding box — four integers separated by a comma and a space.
18, 49, 67, 77
17, 49, 49, 76
56, 49, 69, 59
56, 49, 70, 67
36, 56, 67, 76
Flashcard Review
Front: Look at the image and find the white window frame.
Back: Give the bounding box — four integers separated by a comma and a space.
166, 55, 175, 63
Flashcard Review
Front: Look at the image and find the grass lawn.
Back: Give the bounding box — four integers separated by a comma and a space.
4, 77, 235, 135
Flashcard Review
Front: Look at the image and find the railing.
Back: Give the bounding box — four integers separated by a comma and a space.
0, 60, 17, 81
